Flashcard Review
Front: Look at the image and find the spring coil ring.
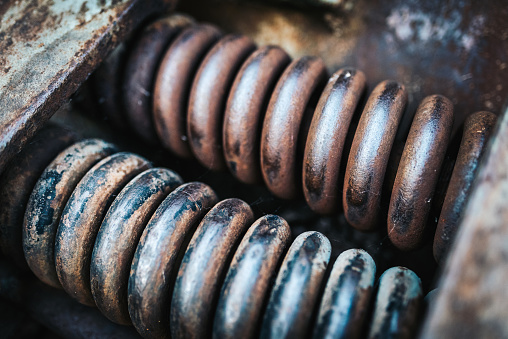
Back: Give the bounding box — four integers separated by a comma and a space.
0, 131, 424, 339
94, 14, 497, 256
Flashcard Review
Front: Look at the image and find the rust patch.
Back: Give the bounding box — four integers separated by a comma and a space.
0, 0, 174, 176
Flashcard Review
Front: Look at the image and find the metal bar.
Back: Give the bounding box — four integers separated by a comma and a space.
0, 0, 175, 174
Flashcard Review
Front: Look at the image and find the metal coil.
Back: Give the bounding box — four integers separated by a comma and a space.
93, 14, 497, 256
0, 133, 424, 339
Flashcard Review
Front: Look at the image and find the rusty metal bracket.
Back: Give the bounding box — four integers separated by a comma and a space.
0, 0, 175, 174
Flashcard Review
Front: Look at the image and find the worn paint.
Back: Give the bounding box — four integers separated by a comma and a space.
313, 249, 376, 339
90, 167, 183, 324
214, 214, 291, 339
171, 199, 254, 339
261, 231, 331, 339
23, 139, 117, 288
55, 152, 150, 306
128, 182, 218, 339
0, 124, 75, 269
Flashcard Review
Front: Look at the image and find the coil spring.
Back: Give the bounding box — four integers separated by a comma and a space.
0, 130, 424, 339
93, 14, 497, 258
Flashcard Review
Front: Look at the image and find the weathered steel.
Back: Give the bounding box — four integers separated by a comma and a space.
123, 15, 194, 144
91, 168, 183, 325
260, 231, 331, 339
0, 124, 75, 269
214, 215, 291, 339
23, 139, 117, 288
153, 24, 223, 158
368, 267, 422, 339
343, 81, 407, 230
303, 68, 366, 215
0, 0, 175, 175
171, 198, 254, 339
181, 0, 508, 132
128, 182, 218, 339
313, 249, 376, 339
188, 34, 256, 170
388, 95, 454, 251
433, 111, 497, 263
261, 56, 328, 199
421, 105, 508, 338
55, 152, 151, 306
223, 46, 291, 184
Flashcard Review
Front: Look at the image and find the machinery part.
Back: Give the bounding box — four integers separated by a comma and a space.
0, 124, 76, 269
0, 0, 176, 175
367, 267, 422, 339
2, 135, 424, 339
421, 104, 508, 338
55, 152, 151, 306
313, 249, 376, 339
23, 139, 118, 288
432, 111, 497, 263
123, 15, 195, 144
91, 168, 183, 324
94, 14, 496, 254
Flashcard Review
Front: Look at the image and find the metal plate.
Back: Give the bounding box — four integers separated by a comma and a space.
0, 0, 175, 174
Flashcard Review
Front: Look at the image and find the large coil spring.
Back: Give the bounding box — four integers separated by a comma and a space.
0, 131, 424, 339
93, 14, 497, 258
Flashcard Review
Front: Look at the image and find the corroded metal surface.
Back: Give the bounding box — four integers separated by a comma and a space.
188, 34, 256, 170
153, 24, 223, 158
343, 81, 407, 230
91, 168, 183, 324
171, 198, 254, 339
128, 182, 218, 339
214, 215, 291, 339
261, 56, 328, 199
421, 105, 508, 338
0, 0, 175, 175
260, 231, 331, 339
303, 68, 365, 215
388, 95, 454, 251
368, 267, 422, 339
0, 124, 75, 269
180, 0, 508, 132
313, 249, 376, 339
223, 46, 290, 184
23, 139, 117, 288
99, 13, 497, 258
55, 152, 151, 306
123, 15, 193, 144
433, 111, 497, 263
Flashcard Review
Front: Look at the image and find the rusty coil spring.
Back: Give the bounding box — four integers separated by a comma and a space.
93, 14, 497, 259
0, 130, 424, 339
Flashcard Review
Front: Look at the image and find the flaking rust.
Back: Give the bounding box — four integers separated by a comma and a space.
0, 0, 175, 175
